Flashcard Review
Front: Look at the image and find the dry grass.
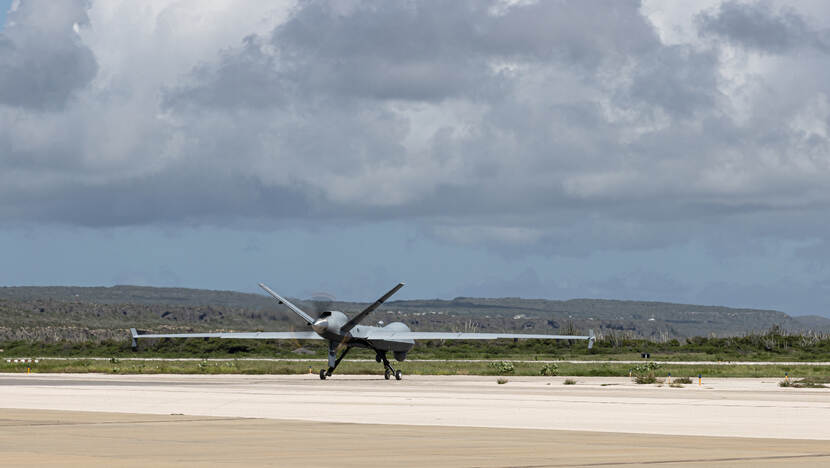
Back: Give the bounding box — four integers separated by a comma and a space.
780, 377, 829, 388
5, 359, 830, 379
633, 373, 657, 384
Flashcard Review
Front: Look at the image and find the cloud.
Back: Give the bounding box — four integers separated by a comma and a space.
697, 0, 828, 54
1, 0, 830, 260
0, 0, 97, 109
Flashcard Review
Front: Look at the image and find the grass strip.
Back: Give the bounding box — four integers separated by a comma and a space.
2, 358, 830, 378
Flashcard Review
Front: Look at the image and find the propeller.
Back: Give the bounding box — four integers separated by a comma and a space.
285, 292, 337, 352
308, 291, 336, 318
308, 292, 351, 351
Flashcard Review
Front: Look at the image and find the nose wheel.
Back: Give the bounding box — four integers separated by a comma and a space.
319, 343, 350, 380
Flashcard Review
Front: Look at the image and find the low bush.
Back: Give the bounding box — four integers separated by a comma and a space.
488, 361, 515, 375
540, 363, 559, 376
631, 361, 660, 384
634, 372, 657, 384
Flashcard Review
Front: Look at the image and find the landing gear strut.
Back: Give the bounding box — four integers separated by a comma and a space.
377, 351, 403, 380
320, 341, 350, 380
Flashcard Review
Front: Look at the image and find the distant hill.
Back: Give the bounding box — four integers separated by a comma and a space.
793, 315, 830, 330
0, 285, 275, 308
0, 285, 827, 342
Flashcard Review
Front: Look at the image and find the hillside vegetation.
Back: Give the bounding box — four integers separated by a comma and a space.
1, 285, 829, 345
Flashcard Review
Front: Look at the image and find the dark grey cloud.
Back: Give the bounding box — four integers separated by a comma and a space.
697, 0, 828, 53
622, 45, 720, 117
163, 35, 288, 110
169, 0, 660, 107
0, 0, 97, 110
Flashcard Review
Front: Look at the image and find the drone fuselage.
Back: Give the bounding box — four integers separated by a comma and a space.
312, 310, 414, 359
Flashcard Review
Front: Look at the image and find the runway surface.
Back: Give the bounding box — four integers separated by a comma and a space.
2, 409, 830, 467
1, 374, 829, 466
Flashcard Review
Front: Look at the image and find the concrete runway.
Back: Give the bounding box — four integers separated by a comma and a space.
1, 374, 829, 466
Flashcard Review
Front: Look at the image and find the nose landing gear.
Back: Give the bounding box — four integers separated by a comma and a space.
320, 342, 351, 379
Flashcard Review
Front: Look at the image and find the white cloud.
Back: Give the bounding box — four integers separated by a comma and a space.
1, 0, 829, 258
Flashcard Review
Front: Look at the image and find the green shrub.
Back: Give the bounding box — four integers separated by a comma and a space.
673, 376, 692, 384
631, 361, 660, 384
563, 378, 577, 385
488, 361, 515, 374
632, 361, 660, 373
540, 363, 559, 376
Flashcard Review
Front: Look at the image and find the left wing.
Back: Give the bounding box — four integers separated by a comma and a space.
365, 330, 596, 348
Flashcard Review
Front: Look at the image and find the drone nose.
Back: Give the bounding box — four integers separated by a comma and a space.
312, 318, 328, 334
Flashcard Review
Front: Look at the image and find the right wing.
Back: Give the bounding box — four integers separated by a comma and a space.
130, 328, 322, 344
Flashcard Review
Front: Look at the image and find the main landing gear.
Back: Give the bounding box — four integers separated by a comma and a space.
377, 351, 403, 380
317, 341, 403, 381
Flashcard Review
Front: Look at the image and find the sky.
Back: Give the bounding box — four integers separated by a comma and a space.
0, 1, 7, 29
1, 0, 829, 316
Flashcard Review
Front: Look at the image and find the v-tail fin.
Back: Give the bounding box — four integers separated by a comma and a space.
258, 283, 315, 325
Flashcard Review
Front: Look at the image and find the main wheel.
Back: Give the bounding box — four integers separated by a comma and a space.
384, 369, 391, 380
319, 369, 327, 380
395, 370, 403, 381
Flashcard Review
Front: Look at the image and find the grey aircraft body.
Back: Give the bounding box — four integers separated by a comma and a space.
131, 282, 595, 380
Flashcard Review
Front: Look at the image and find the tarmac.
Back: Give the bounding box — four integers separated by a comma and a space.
1, 374, 829, 466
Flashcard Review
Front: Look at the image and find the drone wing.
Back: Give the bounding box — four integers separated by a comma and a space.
365, 330, 596, 348
129, 328, 322, 347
